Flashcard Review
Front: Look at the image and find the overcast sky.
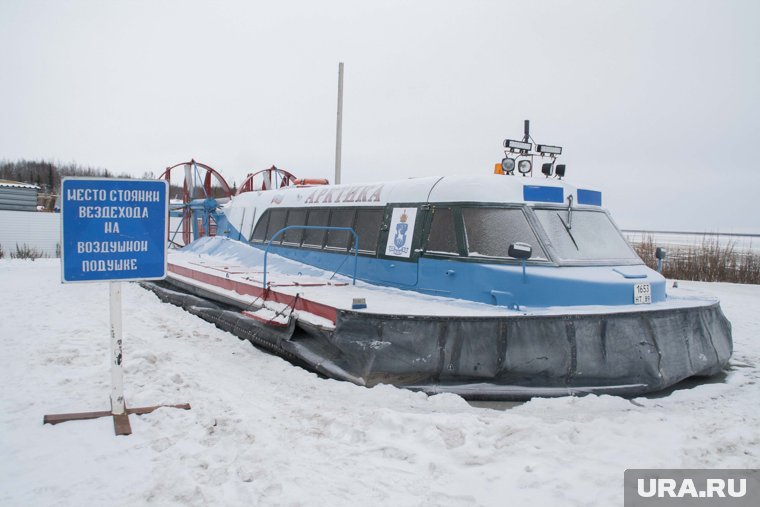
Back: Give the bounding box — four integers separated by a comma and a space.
1, 0, 758, 233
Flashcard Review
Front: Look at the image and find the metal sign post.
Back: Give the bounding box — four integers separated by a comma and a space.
109, 281, 125, 415
45, 178, 190, 436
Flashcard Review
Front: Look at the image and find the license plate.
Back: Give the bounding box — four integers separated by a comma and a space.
634, 283, 651, 304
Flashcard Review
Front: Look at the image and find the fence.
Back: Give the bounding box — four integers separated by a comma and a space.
627, 232, 760, 284
0, 210, 60, 258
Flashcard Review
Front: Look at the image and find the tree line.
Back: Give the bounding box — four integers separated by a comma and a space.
0, 159, 232, 199
0, 159, 139, 193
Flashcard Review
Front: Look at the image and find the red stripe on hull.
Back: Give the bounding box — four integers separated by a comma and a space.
168, 263, 338, 323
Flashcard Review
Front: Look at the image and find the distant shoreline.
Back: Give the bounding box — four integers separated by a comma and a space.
623, 229, 760, 238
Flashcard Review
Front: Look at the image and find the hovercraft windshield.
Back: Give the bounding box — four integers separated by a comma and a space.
532, 208, 640, 264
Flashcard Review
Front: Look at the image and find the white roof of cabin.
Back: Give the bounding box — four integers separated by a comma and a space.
227, 174, 598, 211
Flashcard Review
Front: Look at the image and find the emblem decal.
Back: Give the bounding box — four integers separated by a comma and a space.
386, 208, 417, 258
393, 211, 409, 249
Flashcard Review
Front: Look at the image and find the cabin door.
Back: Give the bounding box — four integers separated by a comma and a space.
375, 204, 425, 287
240, 207, 256, 243
225, 206, 256, 242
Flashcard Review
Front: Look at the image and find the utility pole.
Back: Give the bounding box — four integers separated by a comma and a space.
335, 62, 344, 185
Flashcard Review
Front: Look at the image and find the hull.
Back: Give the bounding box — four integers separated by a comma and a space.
142, 239, 732, 400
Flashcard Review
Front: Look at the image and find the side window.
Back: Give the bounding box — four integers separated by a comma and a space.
265, 209, 287, 244
251, 211, 270, 243
303, 209, 329, 248
325, 209, 355, 250
425, 207, 458, 255
462, 207, 546, 260
354, 209, 383, 253
282, 209, 306, 246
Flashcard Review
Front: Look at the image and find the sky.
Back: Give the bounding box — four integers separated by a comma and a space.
1, 0, 758, 233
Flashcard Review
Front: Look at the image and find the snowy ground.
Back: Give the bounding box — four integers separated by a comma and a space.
1, 259, 758, 507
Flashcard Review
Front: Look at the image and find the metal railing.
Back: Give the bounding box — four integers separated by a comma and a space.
262, 225, 360, 288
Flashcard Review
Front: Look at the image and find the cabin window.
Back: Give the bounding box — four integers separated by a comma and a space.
425, 207, 458, 255
282, 209, 306, 246
325, 209, 355, 251
533, 209, 638, 262
354, 209, 383, 253
462, 207, 546, 260
303, 209, 329, 248
265, 209, 287, 244
251, 211, 269, 243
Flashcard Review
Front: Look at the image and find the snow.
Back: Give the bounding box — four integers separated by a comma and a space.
1, 258, 759, 506
0, 180, 40, 189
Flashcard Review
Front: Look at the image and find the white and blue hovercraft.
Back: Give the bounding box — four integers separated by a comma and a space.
144, 127, 732, 400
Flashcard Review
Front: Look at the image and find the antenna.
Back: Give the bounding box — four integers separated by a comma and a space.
523, 119, 530, 142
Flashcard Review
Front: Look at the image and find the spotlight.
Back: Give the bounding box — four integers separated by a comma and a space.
555, 164, 566, 179
501, 158, 516, 173
541, 163, 553, 177
518, 160, 532, 174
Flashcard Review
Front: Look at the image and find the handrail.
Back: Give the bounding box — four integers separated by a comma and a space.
262, 226, 359, 288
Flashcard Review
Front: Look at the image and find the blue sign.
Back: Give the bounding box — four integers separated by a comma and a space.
577, 189, 603, 206
523, 185, 564, 203
61, 178, 169, 282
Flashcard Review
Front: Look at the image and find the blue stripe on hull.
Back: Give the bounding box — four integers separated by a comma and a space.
252, 243, 666, 308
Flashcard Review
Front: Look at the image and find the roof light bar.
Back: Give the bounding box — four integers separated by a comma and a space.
503, 139, 532, 152
536, 144, 562, 155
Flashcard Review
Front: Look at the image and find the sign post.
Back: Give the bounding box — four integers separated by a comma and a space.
44, 178, 190, 435
109, 281, 125, 415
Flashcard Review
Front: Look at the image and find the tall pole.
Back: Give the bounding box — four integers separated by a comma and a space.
335, 62, 344, 185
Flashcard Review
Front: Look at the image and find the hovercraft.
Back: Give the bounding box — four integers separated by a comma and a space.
143, 132, 732, 400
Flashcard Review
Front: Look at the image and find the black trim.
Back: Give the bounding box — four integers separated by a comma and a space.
420, 203, 556, 266
419, 205, 464, 258
249, 202, 645, 267
460, 205, 549, 262
250, 206, 385, 258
